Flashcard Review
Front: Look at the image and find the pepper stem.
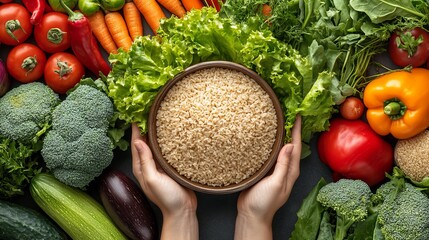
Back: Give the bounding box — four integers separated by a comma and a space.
59, 0, 84, 21
383, 98, 407, 120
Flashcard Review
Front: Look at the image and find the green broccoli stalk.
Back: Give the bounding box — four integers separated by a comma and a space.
41, 83, 115, 189
373, 177, 429, 240
316, 179, 372, 240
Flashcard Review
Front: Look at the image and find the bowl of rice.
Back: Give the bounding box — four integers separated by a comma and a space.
147, 61, 284, 194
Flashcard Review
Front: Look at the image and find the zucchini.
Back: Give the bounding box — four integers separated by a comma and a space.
0, 199, 66, 240
30, 173, 127, 240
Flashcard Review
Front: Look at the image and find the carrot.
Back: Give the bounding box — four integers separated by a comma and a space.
157, 0, 186, 17
261, 4, 271, 17
123, 1, 143, 41
181, 0, 203, 11
133, 0, 166, 34
105, 11, 133, 52
87, 10, 118, 54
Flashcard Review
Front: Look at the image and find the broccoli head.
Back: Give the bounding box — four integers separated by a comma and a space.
0, 82, 60, 143
375, 180, 429, 240
41, 84, 115, 189
316, 179, 372, 240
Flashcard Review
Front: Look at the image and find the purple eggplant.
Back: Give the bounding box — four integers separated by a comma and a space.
99, 169, 158, 240
0, 58, 9, 97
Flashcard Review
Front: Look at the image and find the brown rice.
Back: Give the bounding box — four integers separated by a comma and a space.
155, 67, 278, 187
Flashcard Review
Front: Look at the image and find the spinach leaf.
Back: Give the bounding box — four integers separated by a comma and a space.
290, 178, 328, 240
350, 0, 426, 23
352, 212, 378, 240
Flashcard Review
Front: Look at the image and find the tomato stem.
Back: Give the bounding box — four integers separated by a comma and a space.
47, 28, 65, 44
384, 98, 407, 120
5, 20, 26, 42
21, 56, 37, 73
54, 59, 72, 78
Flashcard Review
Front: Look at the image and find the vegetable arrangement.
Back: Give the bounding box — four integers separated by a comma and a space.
1, 0, 429, 239
291, 176, 429, 240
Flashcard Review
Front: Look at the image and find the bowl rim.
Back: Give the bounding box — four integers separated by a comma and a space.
147, 60, 285, 195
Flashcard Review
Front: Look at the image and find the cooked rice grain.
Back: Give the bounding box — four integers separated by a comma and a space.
156, 67, 278, 187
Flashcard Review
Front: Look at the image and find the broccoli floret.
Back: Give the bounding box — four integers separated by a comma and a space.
41, 85, 115, 189
0, 82, 60, 143
375, 180, 429, 240
316, 179, 372, 240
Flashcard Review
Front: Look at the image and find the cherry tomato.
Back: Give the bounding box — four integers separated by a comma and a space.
339, 96, 364, 120
388, 27, 429, 67
44, 52, 85, 94
7, 43, 46, 83
0, 3, 33, 46
34, 12, 70, 53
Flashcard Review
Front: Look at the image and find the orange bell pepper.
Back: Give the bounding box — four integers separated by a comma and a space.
363, 68, 429, 139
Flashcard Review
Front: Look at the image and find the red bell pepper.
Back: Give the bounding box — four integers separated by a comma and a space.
22, 0, 46, 25
59, 0, 111, 76
317, 118, 393, 187
205, 0, 223, 11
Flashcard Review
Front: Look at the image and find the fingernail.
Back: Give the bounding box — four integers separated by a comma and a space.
284, 145, 294, 155
134, 140, 144, 153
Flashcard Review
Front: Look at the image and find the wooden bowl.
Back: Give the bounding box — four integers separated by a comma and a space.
147, 61, 285, 194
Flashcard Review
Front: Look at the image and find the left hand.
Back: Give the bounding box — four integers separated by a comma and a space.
131, 123, 197, 218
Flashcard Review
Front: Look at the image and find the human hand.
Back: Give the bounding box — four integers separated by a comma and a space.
131, 123, 198, 240
234, 116, 302, 240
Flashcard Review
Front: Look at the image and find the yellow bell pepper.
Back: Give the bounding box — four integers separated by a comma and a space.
363, 68, 429, 139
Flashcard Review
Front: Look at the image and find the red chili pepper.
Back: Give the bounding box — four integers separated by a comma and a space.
317, 118, 394, 187
59, 0, 111, 76
21, 0, 46, 25
0, 0, 13, 3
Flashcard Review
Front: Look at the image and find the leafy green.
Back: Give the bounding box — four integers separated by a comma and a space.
221, 0, 429, 101
350, 0, 427, 24
0, 137, 41, 198
106, 8, 337, 144
290, 178, 327, 240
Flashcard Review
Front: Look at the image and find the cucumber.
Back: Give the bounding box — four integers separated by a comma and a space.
0, 199, 66, 240
30, 173, 127, 240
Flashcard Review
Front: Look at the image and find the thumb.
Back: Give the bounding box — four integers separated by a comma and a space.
133, 140, 157, 178
271, 144, 294, 181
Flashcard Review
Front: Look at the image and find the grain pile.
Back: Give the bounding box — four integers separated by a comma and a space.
395, 130, 429, 182
156, 67, 278, 187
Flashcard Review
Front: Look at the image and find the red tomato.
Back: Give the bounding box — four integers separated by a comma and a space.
0, 3, 33, 46
34, 12, 70, 53
44, 52, 85, 94
318, 118, 394, 187
6, 43, 46, 83
339, 96, 365, 120
388, 27, 429, 67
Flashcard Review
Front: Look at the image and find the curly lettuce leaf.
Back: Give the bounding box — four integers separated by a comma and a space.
0, 136, 41, 198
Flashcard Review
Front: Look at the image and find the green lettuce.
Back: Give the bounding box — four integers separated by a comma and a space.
106, 8, 336, 148
0, 136, 41, 198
